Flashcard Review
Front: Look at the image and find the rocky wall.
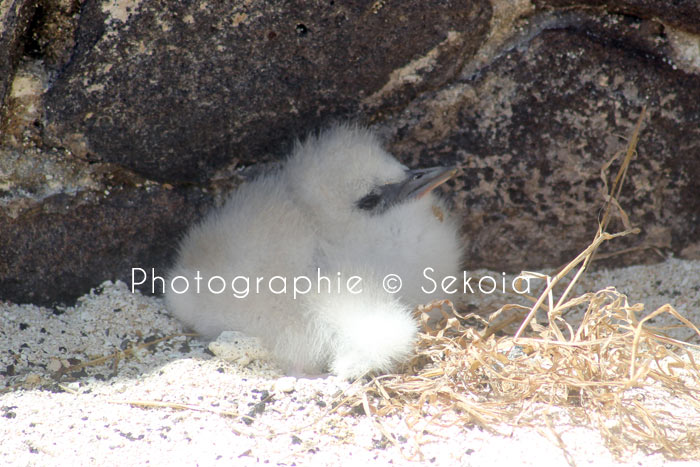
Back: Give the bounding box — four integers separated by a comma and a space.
1, 0, 698, 304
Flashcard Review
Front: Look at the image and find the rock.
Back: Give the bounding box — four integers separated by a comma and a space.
0, 183, 212, 305
0, 54, 215, 306
533, 0, 700, 34
1, 60, 48, 149
0, 0, 35, 108
0, 0, 81, 109
273, 376, 297, 394
24, 373, 41, 385
0, 1, 698, 305
47, 358, 62, 373
380, 12, 700, 271
44, 0, 491, 182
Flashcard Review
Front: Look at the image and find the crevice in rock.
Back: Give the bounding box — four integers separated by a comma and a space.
18, 2, 45, 59
16, 0, 82, 68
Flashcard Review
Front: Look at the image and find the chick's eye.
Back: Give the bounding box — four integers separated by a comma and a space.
356, 192, 381, 211
412, 172, 423, 181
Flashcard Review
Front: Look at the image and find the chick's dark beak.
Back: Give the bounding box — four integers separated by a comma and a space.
356, 165, 457, 213
384, 165, 457, 204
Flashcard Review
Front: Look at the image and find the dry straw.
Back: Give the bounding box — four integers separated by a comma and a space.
348, 107, 700, 461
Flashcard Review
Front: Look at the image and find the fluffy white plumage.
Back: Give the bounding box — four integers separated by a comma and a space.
166, 125, 462, 378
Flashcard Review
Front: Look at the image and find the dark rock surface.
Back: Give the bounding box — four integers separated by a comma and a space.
0, 184, 211, 305
534, 0, 700, 34
382, 13, 700, 271
0, 0, 35, 107
0, 0, 698, 305
44, 0, 491, 182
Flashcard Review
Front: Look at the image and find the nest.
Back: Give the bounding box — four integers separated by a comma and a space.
347, 107, 700, 461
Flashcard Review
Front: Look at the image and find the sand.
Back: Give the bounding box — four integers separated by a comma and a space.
1, 257, 699, 466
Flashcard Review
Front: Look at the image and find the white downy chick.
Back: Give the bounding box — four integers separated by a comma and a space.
166, 124, 462, 378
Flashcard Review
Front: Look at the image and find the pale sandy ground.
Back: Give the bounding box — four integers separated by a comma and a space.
1, 257, 699, 466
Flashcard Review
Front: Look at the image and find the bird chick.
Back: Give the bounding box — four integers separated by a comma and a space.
166, 124, 462, 379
